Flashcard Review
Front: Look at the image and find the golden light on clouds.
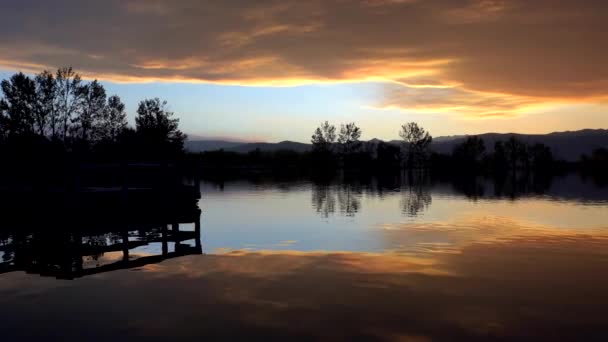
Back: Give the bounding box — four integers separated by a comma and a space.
0, 0, 607, 119
379, 83, 551, 119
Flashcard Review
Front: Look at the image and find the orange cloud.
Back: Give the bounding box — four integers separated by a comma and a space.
0, 0, 607, 118
379, 83, 547, 119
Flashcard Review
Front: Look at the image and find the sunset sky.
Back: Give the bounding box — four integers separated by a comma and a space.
1, 0, 607, 142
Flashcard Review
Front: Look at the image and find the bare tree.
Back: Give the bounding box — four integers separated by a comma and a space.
338, 122, 362, 154
311, 121, 337, 153
55, 67, 82, 140
399, 122, 433, 169
74, 80, 107, 142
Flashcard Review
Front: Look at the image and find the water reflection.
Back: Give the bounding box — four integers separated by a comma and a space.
311, 174, 435, 218
400, 174, 433, 217
308, 172, 607, 219
199, 172, 608, 254
2, 232, 607, 340
0, 173, 607, 339
311, 182, 363, 217
311, 182, 336, 218
449, 173, 554, 200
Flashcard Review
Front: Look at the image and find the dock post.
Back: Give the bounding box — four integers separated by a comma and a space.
194, 211, 202, 251
122, 228, 129, 262
161, 224, 168, 255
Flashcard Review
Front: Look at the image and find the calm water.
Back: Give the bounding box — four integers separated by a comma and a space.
1, 173, 608, 340
200, 173, 608, 255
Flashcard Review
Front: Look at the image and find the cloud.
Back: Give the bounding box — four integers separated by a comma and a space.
442, 0, 511, 23
0, 0, 607, 117
380, 82, 542, 118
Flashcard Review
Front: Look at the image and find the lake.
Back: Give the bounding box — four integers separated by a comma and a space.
1, 172, 608, 340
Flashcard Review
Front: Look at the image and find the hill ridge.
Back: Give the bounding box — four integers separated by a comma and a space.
186, 129, 608, 161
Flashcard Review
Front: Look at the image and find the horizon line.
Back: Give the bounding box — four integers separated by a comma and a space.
186, 128, 608, 144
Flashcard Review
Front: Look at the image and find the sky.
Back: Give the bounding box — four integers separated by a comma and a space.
0, 0, 607, 142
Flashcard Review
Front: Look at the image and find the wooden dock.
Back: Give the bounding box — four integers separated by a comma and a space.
0, 162, 204, 279
0, 211, 202, 280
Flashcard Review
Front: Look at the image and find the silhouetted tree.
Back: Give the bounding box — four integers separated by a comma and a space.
34, 70, 56, 136
55, 67, 82, 140
95, 95, 127, 142
311, 121, 336, 153
584, 148, 608, 167
0, 98, 7, 140
135, 98, 186, 157
580, 148, 608, 186
399, 122, 432, 169
453, 136, 486, 171
0, 72, 37, 136
337, 122, 361, 154
529, 143, 553, 171
376, 142, 401, 170
493, 141, 509, 173
0, 67, 193, 174
504, 137, 528, 171
74, 80, 106, 143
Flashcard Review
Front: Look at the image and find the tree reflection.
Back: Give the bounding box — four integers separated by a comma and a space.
312, 173, 434, 218
451, 177, 486, 200
311, 183, 336, 218
337, 183, 362, 217
400, 172, 432, 217
308, 171, 575, 218
312, 181, 364, 217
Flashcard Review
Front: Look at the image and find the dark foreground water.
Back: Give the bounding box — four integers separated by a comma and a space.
1, 173, 608, 340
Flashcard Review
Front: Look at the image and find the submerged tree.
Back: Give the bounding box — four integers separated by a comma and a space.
493, 141, 509, 173
311, 121, 337, 153
376, 142, 401, 169
337, 122, 362, 154
504, 136, 528, 171
529, 143, 553, 171
453, 136, 486, 170
399, 122, 433, 169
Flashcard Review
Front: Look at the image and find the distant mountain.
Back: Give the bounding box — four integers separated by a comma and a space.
229, 141, 311, 153
186, 129, 608, 161
185, 140, 311, 153
430, 129, 608, 161
184, 140, 243, 152
432, 135, 467, 143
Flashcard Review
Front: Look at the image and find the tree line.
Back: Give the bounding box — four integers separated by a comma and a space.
309, 121, 562, 175
310, 121, 432, 170
199, 120, 573, 178
0, 67, 185, 161
2, 68, 603, 178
